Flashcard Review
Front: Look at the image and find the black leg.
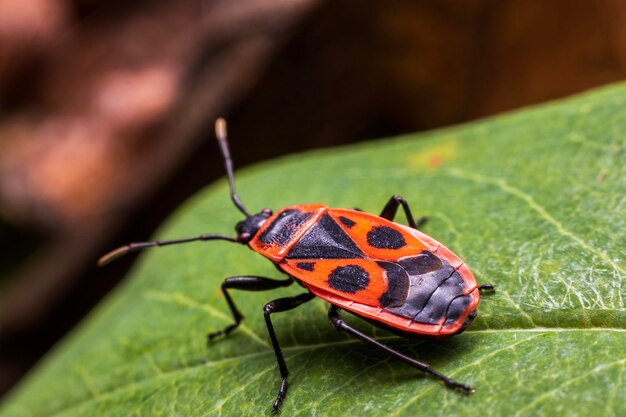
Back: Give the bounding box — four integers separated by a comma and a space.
379, 194, 427, 229
264, 292, 315, 412
478, 283, 496, 293
328, 305, 474, 393
207, 276, 293, 341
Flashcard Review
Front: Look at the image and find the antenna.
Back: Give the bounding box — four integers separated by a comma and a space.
215, 118, 250, 217
98, 119, 249, 267
98, 234, 237, 266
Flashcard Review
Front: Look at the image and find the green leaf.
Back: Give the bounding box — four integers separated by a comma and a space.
2, 84, 625, 417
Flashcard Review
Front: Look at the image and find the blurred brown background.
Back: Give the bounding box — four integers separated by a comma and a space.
1, 0, 625, 399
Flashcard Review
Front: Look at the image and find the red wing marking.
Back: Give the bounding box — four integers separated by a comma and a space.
403, 226, 440, 253
280, 258, 388, 307
328, 209, 429, 261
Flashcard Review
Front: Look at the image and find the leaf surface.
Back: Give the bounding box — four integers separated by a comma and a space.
1, 85, 625, 417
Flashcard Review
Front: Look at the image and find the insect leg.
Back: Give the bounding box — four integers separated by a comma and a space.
207, 276, 293, 341
327, 305, 474, 393
478, 283, 496, 293
264, 292, 315, 412
379, 194, 427, 229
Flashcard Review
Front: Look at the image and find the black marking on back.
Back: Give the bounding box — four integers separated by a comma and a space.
377, 261, 409, 308
338, 216, 357, 228
444, 295, 471, 326
398, 251, 442, 275
367, 226, 406, 249
413, 270, 467, 324
295, 262, 315, 271
258, 209, 312, 246
384, 252, 468, 325
327, 265, 370, 294
286, 214, 364, 259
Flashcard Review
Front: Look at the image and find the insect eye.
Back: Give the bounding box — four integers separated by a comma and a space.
262, 208, 273, 215
238, 232, 251, 242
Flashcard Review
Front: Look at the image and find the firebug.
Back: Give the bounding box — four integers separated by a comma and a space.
99, 119, 494, 412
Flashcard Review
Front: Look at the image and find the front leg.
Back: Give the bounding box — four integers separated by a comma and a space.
379, 194, 427, 229
207, 276, 293, 341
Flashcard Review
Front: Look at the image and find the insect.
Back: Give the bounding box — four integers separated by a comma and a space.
99, 119, 494, 412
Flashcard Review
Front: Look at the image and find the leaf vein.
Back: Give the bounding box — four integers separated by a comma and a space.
387, 332, 547, 417
37, 330, 625, 417
513, 357, 626, 417
446, 168, 625, 276
144, 290, 271, 349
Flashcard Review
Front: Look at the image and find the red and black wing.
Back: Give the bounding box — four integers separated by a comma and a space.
278, 208, 479, 335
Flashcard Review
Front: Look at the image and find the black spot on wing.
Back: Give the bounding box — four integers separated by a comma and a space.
295, 262, 315, 271
367, 226, 406, 249
338, 216, 357, 228
377, 261, 409, 308
259, 209, 312, 246
327, 265, 370, 294
286, 214, 364, 259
